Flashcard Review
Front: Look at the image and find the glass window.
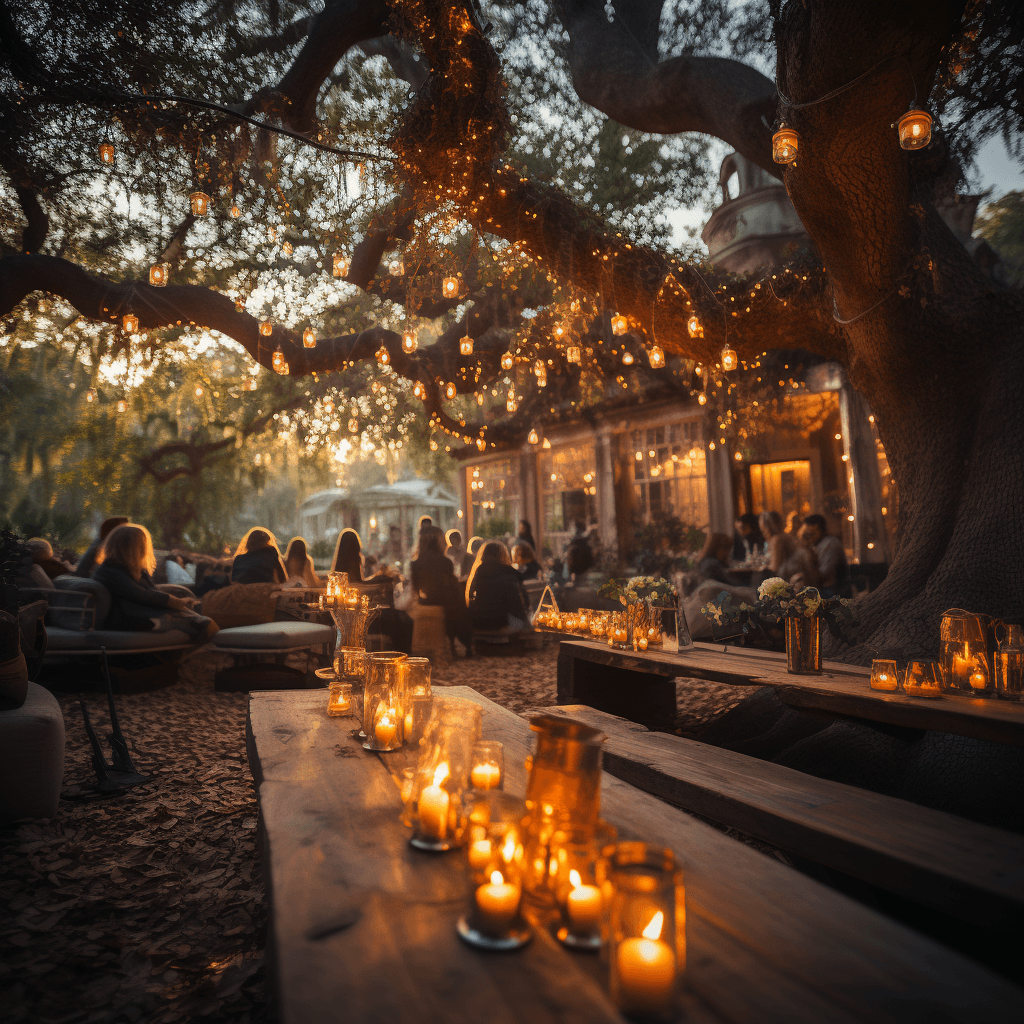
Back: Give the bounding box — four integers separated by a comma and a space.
630, 420, 708, 528
467, 457, 521, 538
540, 442, 597, 552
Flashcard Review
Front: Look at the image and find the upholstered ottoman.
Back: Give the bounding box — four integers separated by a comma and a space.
0, 681, 66, 824
211, 621, 334, 692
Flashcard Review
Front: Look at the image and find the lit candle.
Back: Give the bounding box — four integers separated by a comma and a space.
970, 667, 988, 690
468, 839, 492, 870
475, 870, 521, 932
328, 690, 351, 716
404, 711, 414, 736
375, 709, 397, 747
471, 762, 501, 790
566, 870, 602, 930
418, 763, 450, 840
636, 637, 649, 651
616, 912, 676, 1015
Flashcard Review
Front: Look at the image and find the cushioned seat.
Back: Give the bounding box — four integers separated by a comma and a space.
212, 621, 334, 650
0, 682, 65, 824
45, 627, 194, 651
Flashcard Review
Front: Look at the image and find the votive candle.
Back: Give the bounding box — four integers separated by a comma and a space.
475, 871, 521, 931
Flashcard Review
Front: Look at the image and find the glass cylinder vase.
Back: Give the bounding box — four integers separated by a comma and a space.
600, 842, 685, 1019
939, 609, 994, 695
362, 652, 407, 751
470, 740, 504, 791
785, 616, 822, 674
996, 623, 1024, 701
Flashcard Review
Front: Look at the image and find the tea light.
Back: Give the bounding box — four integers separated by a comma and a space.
566, 870, 602, 930
475, 871, 521, 931
375, 709, 398, 746
418, 763, 451, 840
404, 711, 414, 735
969, 666, 988, 690
870, 659, 899, 692
327, 683, 352, 716
468, 839, 492, 870
616, 912, 676, 1015
636, 637, 648, 651
471, 762, 501, 790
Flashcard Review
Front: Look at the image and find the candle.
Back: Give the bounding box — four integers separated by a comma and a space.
375, 709, 397, 747
475, 871, 521, 931
871, 671, 898, 691
471, 762, 501, 790
566, 870, 602, 930
404, 711, 414, 735
636, 637, 648, 651
970, 668, 988, 690
616, 912, 676, 1014
328, 690, 351, 716
468, 839, 492, 870
418, 763, 450, 840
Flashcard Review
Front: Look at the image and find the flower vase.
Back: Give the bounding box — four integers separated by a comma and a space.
786, 616, 822, 675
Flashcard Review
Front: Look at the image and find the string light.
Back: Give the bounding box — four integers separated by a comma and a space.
528, 429, 539, 445
476, 437, 486, 451
445, 382, 457, 400
501, 350, 514, 370
566, 344, 581, 364
349, 417, 359, 433
230, 203, 241, 218
99, 143, 115, 165
442, 276, 459, 298
259, 321, 273, 337
553, 322, 567, 341
377, 345, 390, 365
122, 314, 138, 333
622, 350, 634, 366
189, 191, 210, 215
460, 335, 474, 356
413, 382, 426, 399
403, 330, 418, 353
611, 314, 628, 336
897, 108, 932, 149
687, 315, 704, 339
149, 263, 169, 287
86, 389, 96, 402
772, 124, 799, 164
506, 391, 517, 412
303, 328, 317, 349
721, 346, 738, 372
698, 392, 707, 405
272, 348, 288, 374
333, 253, 350, 277
648, 345, 665, 368
542, 438, 551, 449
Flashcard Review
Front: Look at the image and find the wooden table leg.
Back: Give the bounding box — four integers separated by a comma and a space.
557, 649, 676, 729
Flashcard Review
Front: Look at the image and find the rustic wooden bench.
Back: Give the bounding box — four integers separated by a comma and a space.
536, 703, 1024, 930
557, 639, 1024, 744
246, 686, 1022, 1023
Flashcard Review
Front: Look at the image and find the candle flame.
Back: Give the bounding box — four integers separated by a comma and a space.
549, 857, 558, 876
432, 762, 450, 787
642, 911, 665, 941
502, 832, 517, 863
569, 870, 582, 888
490, 870, 504, 885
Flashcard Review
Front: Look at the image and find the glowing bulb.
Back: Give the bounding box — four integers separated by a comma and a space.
86, 389, 96, 403
413, 382, 426, 399
403, 330, 418, 353
348, 417, 359, 433
195, 386, 203, 397
553, 322, 567, 340
333, 253, 350, 277
622, 350, 634, 365
542, 437, 551, 449
377, 345, 390, 365
149, 263, 169, 287
272, 348, 288, 375
501, 350, 514, 370
460, 335, 474, 356
898, 109, 932, 150
445, 382, 457, 400
528, 429, 539, 445
442, 276, 459, 298
698, 392, 707, 405
721, 346, 738, 372
648, 345, 665, 368
323, 399, 334, 414
189, 191, 210, 216
230, 204, 241, 218
98, 143, 115, 165
477, 438, 486, 451
116, 399, 127, 413
772, 125, 799, 164
611, 314, 628, 336
259, 320, 273, 337
506, 392, 518, 412
566, 344, 581, 364
122, 314, 138, 333
303, 327, 317, 349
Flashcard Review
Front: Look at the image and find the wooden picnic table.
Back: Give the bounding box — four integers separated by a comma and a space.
246, 686, 1022, 1023
557, 639, 1024, 745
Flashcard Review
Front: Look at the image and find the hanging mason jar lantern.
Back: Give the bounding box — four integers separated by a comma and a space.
389, 257, 404, 276
230, 203, 241, 218
259, 320, 273, 337
282, 241, 293, 256
189, 191, 210, 216
622, 350, 634, 366
442, 276, 459, 298
566, 345, 581, 364
377, 345, 390, 365
697, 392, 707, 405
528, 429, 539, 445
720, 345, 738, 372
648, 345, 665, 368
116, 399, 127, 413
149, 263, 170, 287
476, 437, 487, 452
460, 335, 474, 356
86, 388, 97, 403
445, 381, 457, 400
897, 107, 932, 150
553, 322, 567, 341
333, 253, 350, 277
413, 381, 426, 400
772, 124, 799, 164
303, 327, 317, 349
611, 314, 628, 336
501, 350, 514, 370
99, 143, 115, 165
348, 416, 359, 433
122, 313, 139, 333
272, 347, 288, 375
506, 391, 518, 413
687, 314, 703, 339
323, 398, 334, 415
403, 330, 418, 353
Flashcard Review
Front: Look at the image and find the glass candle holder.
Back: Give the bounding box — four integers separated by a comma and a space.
403, 694, 433, 746
327, 682, 353, 717
470, 741, 504, 791
551, 836, 604, 950
995, 623, 1024, 701
362, 652, 407, 751
404, 657, 432, 699
870, 659, 900, 692
334, 645, 364, 681
600, 843, 685, 1019
903, 659, 942, 698
940, 609, 993, 695
457, 792, 531, 951
403, 698, 482, 851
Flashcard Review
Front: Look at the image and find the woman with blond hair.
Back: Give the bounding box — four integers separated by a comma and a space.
231, 527, 287, 585
283, 536, 320, 587
466, 541, 531, 632
92, 524, 216, 638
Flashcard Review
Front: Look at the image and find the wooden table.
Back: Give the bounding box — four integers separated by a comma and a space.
246, 687, 1022, 1023
557, 639, 1024, 745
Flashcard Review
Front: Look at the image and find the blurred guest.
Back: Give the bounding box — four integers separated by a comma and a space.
732, 513, 765, 563
75, 516, 129, 578
463, 535, 484, 577
801, 514, 850, 597
25, 538, 73, 580
466, 541, 531, 632
697, 533, 742, 586
231, 528, 287, 585
378, 525, 403, 568
363, 554, 379, 577
516, 519, 537, 553
761, 511, 819, 587
444, 529, 467, 573
511, 542, 542, 581
283, 536, 320, 587
565, 521, 594, 579
785, 510, 803, 535
412, 527, 473, 657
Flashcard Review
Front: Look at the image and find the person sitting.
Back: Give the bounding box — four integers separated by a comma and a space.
463, 536, 483, 577
760, 511, 819, 587
283, 536, 320, 587
444, 529, 467, 574
92, 523, 215, 639
363, 554, 379, 577
466, 541, 531, 633
696, 533, 742, 586
231, 528, 287, 585
511, 542, 542, 582
732, 513, 765, 563
565, 521, 595, 580
75, 516, 130, 578
331, 528, 412, 653
516, 519, 537, 554
800, 514, 850, 597
411, 527, 473, 657
25, 538, 73, 580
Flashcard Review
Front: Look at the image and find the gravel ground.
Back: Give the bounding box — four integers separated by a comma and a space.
1, 643, 750, 1024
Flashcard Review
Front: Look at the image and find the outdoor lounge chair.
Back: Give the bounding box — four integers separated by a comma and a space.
210, 620, 334, 691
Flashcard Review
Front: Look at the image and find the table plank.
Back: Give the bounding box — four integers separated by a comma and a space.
533, 703, 1024, 928
559, 640, 1024, 745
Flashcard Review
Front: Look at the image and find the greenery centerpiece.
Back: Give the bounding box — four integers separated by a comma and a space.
701, 578, 855, 674
598, 576, 678, 650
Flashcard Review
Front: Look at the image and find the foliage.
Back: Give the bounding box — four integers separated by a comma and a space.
477, 515, 513, 539
631, 511, 703, 578
701, 577, 855, 642
975, 191, 1024, 288
598, 575, 678, 606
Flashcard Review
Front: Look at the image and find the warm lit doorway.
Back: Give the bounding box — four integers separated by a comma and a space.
748, 460, 813, 524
